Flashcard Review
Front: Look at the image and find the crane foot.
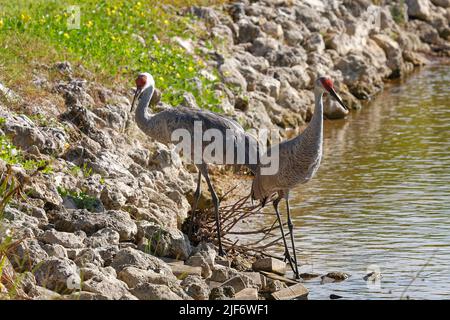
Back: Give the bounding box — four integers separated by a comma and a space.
283, 251, 299, 278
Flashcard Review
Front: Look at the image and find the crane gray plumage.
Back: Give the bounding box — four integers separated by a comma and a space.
130, 72, 259, 256
251, 76, 348, 278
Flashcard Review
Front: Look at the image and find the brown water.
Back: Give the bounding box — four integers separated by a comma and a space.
276, 64, 450, 299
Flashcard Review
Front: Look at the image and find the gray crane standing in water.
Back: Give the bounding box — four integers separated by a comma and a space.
130, 72, 259, 256
251, 76, 348, 278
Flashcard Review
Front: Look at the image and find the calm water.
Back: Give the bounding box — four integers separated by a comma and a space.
276, 64, 450, 299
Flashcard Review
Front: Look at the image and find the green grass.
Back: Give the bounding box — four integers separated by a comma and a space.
0, 0, 224, 111
0, 165, 27, 299
0, 119, 52, 174
390, 0, 406, 25
69, 163, 92, 178
56, 186, 99, 212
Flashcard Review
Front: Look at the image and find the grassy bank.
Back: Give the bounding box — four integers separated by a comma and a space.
0, 0, 225, 111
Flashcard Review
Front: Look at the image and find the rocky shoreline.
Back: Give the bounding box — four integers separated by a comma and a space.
1, 0, 449, 300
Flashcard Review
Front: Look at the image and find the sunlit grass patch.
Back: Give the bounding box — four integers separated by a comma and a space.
0, 121, 52, 174
0, 0, 224, 111
57, 186, 101, 212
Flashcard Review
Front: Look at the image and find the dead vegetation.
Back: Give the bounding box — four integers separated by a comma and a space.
0, 163, 47, 299
183, 178, 288, 262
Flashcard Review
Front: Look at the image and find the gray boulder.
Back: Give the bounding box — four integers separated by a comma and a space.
137, 222, 192, 260
110, 247, 173, 276
34, 257, 81, 294
80, 266, 131, 300
84, 227, 120, 248
52, 209, 137, 241
181, 275, 210, 300
40, 229, 85, 249
130, 283, 183, 300
7, 239, 48, 272
406, 0, 431, 20
219, 58, 248, 92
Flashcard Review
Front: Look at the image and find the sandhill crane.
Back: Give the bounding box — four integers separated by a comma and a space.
251, 76, 348, 278
130, 72, 258, 256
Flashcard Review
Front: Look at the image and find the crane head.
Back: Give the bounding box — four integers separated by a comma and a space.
317, 76, 349, 111
131, 72, 155, 113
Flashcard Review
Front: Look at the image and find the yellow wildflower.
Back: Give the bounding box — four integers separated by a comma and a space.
0, 19, 3, 28
188, 66, 194, 72
63, 32, 70, 39
159, 76, 164, 82
164, 19, 169, 25
86, 20, 93, 28
21, 13, 31, 22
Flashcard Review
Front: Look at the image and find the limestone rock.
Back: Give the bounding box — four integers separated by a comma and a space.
181, 275, 211, 300
110, 247, 172, 276
40, 229, 85, 249
209, 286, 235, 300
7, 239, 48, 272
84, 227, 120, 248
34, 257, 81, 294
252, 257, 286, 275
406, 0, 431, 20
219, 58, 248, 92
137, 222, 192, 260
185, 253, 212, 278
271, 283, 309, 300
130, 283, 183, 300
80, 266, 131, 300
52, 209, 137, 241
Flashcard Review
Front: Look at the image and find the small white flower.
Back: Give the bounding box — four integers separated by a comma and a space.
5, 229, 12, 237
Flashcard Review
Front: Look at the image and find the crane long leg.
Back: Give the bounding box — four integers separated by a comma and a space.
199, 164, 225, 256
273, 197, 296, 275
188, 170, 202, 239
285, 195, 300, 279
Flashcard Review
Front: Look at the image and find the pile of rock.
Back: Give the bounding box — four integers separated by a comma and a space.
189, 0, 448, 128
2, 216, 308, 300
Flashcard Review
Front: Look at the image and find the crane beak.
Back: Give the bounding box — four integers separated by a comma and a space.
130, 88, 142, 113
329, 88, 349, 111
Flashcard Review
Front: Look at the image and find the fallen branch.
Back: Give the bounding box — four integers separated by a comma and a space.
185, 183, 286, 260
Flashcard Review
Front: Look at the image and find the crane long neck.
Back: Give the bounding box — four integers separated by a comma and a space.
293, 87, 324, 150
135, 86, 155, 137
310, 87, 324, 135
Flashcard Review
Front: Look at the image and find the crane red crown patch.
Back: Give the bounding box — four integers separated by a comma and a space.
320, 78, 334, 91
136, 75, 147, 88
